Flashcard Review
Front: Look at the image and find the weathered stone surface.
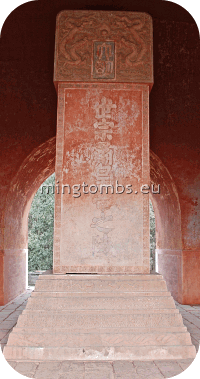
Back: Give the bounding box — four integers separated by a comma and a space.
59, 362, 85, 379
14, 362, 39, 378
15, 310, 182, 329
154, 360, 183, 378
113, 361, 137, 379
133, 361, 165, 378
3, 345, 196, 361
6, 361, 17, 369
34, 274, 168, 293
0, 330, 10, 339
54, 11, 153, 85
2, 289, 199, 377
25, 295, 175, 310
4, 359, 198, 379
85, 362, 114, 379
53, 83, 150, 274
178, 358, 194, 371
53, 12, 151, 274
3, 274, 196, 361
7, 331, 192, 347
34, 362, 61, 379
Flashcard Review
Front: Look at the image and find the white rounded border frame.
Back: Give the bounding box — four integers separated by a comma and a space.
0, 1, 199, 379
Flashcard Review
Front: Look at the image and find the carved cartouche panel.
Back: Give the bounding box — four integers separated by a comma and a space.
54, 11, 153, 85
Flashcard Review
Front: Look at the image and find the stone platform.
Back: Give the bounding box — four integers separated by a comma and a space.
3, 274, 196, 361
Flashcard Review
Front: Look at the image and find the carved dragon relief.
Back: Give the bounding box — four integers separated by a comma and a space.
56, 12, 152, 81
59, 18, 92, 68
116, 16, 147, 68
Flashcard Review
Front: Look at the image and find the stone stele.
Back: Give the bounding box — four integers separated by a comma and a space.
3, 11, 196, 362
53, 10, 152, 274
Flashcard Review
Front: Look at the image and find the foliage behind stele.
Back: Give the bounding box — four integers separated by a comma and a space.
28, 173, 55, 271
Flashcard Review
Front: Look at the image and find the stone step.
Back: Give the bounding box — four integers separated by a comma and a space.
21, 308, 179, 315
3, 345, 196, 361
11, 326, 188, 334
26, 295, 175, 310
16, 310, 183, 329
31, 290, 171, 298
7, 330, 192, 347
35, 275, 167, 293
3, 274, 196, 361
38, 274, 163, 280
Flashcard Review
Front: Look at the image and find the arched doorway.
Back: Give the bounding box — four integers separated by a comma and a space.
1, 139, 185, 305
1, 137, 56, 305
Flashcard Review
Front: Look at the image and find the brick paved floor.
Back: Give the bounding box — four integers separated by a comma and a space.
0, 287, 199, 378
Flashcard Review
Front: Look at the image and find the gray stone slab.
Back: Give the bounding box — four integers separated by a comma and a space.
134, 361, 164, 378
0, 320, 17, 329
14, 362, 39, 378
113, 361, 138, 378
35, 362, 61, 379
6, 360, 17, 369
154, 360, 183, 378
85, 362, 114, 379
0, 330, 10, 339
59, 362, 85, 379
177, 358, 194, 371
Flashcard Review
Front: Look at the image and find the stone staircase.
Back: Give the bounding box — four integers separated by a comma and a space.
3, 274, 196, 360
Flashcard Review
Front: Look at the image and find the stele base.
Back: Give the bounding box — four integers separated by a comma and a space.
3, 274, 196, 361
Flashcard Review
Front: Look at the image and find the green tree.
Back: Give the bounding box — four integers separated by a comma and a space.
28, 173, 55, 271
